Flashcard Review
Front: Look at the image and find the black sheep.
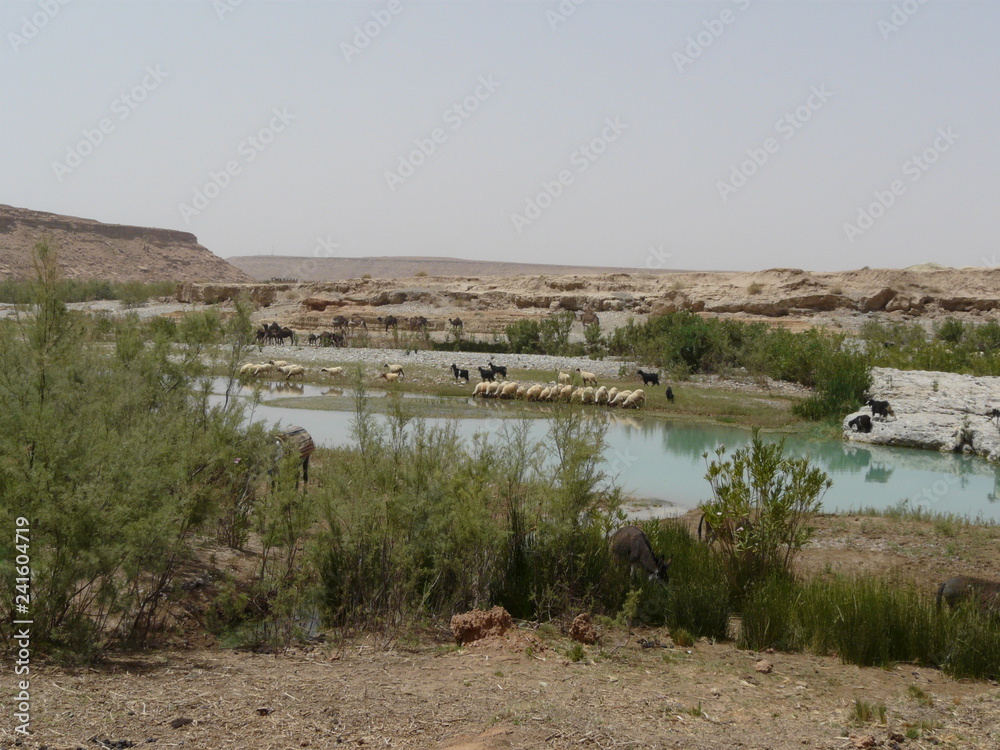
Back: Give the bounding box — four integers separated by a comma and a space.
637, 369, 660, 387
848, 414, 873, 433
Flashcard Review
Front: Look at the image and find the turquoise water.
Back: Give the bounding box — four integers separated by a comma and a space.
216, 380, 1000, 522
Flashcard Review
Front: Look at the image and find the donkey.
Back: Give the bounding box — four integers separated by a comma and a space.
609, 526, 671, 583
936, 576, 1000, 615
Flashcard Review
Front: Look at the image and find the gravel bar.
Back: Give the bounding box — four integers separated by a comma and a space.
248, 343, 632, 378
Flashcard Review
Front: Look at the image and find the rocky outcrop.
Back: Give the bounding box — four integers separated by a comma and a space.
175, 283, 286, 306
861, 288, 897, 312
0, 203, 251, 283
844, 368, 1000, 462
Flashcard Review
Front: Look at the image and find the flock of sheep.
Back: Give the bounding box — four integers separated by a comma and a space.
473, 379, 647, 409
237, 358, 659, 409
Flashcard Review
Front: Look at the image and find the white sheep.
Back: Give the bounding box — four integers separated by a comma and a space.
560, 385, 575, 400
269, 360, 288, 368
500, 382, 519, 399
606, 387, 619, 404
622, 389, 646, 409
515, 385, 528, 399
486, 381, 501, 397
557, 371, 571, 385
320, 366, 344, 378
280, 365, 306, 381
379, 372, 401, 383
538, 387, 551, 401
580, 386, 595, 404
384, 363, 404, 375
526, 385, 543, 401
473, 381, 490, 397
594, 385, 609, 405
610, 389, 632, 407
576, 368, 597, 386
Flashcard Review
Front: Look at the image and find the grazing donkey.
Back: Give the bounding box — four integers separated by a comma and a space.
609, 526, 671, 583
936, 576, 1000, 615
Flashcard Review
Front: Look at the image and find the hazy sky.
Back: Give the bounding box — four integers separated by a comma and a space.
2, 0, 997, 271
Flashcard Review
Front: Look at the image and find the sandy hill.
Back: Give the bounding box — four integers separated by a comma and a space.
0, 204, 251, 283
227, 255, 686, 282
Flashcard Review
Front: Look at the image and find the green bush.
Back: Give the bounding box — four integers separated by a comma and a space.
701, 429, 829, 598
505, 319, 541, 354
647, 521, 731, 639
738, 573, 799, 650
315, 404, 626, 629
0, 243, 273, 656
737, 573, 1000, 680
793, 347, 872, 420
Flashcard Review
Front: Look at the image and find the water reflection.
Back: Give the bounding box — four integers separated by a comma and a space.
210, 377, 1000, 521
864, 462, 894, 484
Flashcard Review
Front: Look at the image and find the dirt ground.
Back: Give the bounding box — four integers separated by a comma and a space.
7, 511, 1000, 750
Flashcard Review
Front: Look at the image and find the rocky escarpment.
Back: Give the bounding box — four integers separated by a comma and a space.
0, 204, 252, 283
176, 265, 1000, 327
844, 368, 1000, 462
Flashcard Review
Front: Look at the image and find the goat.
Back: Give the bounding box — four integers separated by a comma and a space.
477, 366, 495, 382
637, 369, 659, 387
666, 386, 675, 403
848, 414, 873, 433
451, 363, 470, 382
865, 399, 895, 421
936, 576, 1000, 614
987, 408, 1000, 425
488, 360, 507, 380
377, 315, 398, 333
449, 317, 463, 329
609, 526, 671, 582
